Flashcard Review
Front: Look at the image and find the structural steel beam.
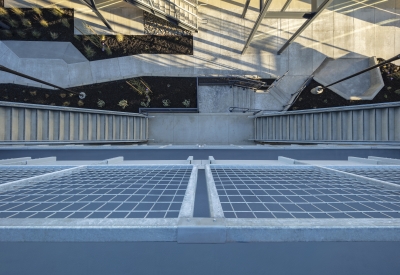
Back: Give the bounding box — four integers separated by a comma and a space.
311, 0, 318, 11
280, 0, 293, 11
241, 0, 273, 54
277, 0, 333, 55
241, 0, 251, 18
264, 12, 308, 19
80, 0, 113, 31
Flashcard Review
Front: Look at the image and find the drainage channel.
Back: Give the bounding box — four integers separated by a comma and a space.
193, 169, 210, 217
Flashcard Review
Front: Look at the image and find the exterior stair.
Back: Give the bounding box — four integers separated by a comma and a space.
254, 102, 400, 145
0, 101, 148, 145
267, 85, 291, 106
125, 0, 198, 32
233, 87, 254, 109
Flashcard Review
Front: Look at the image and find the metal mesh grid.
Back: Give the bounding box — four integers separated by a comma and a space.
330, 166, 400, 186
0, 166, 74, 185
0, 165, 192, 219
211, 165, 400, 219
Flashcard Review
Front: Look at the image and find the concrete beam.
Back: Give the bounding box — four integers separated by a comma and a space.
0, 157, 31, 164
264, 12, 307, 19
178, 166, 198, 218
278, 156, 295, 164
348, 157, 380, 165
208, 156, 215, 164
105, 156, 124, 164
368, 156, 400, 165
26, 157, 57, 165
204, 165, 224, 218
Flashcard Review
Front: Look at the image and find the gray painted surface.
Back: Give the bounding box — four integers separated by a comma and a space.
1, 241, 400, 275
255, 102, 400, 144
1, 147, 400, 161
193, 169, 211, 217
0, 101, 149, 143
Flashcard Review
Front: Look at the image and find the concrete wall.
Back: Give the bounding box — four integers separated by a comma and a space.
1, 241, 400, 275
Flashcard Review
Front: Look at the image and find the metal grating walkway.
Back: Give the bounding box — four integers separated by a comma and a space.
211, 165, 400, 219
0, 165, 192, 219
0, 166, 73, 185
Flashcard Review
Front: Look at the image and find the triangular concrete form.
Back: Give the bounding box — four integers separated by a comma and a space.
313, 57, 384, 100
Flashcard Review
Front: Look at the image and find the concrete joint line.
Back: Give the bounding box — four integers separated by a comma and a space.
0, 166, 88, 192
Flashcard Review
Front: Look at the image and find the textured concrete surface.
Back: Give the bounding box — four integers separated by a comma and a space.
1, 0, 398, 87
148, 113, 254, 144
198, 86, 233, 113
2, 41, 87, 64
314, 57, 385, 100
1, 241, 400, 275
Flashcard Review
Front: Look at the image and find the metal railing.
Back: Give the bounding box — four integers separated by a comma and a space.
265, 70, 289, 93
258, 100, 400, 117
126, 0, 198, 31
198, 76, 267, 90
283, 75, 314, 111
229, 107, 262, 115
139, 107, 198, 114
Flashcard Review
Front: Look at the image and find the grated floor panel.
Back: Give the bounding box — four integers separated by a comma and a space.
211, 165, 400, 219
0, 165, 192, 218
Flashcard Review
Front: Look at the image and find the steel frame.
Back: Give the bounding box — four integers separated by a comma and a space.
79, 0, 114, 30
241, 0, 334, 55
241, 0, 251, 18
